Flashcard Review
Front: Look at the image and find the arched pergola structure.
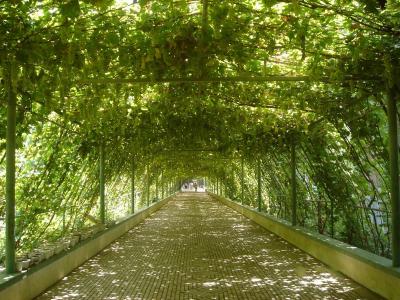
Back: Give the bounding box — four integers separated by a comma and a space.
1, 0, 399, 298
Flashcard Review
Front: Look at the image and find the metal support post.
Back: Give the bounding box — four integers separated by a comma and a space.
155, 173, 159, 201
388, 87, 400, 267
146, 165, 150, 206
257, 157, 262, 212
5, 62, 16, 274
330, 197, 334, 238
131, 159, 135, 214
161, 171, 164, 199
99, 142, 106, 224
241, 157, 244, 205
291, 140, 297, 226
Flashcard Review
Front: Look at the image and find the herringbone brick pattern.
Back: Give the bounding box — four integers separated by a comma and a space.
37, 193, 381, 299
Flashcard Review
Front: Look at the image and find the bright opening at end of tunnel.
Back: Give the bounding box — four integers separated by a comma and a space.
181, 178, 207, 193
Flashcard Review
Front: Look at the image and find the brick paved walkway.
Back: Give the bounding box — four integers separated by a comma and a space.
37, 193, 381, 300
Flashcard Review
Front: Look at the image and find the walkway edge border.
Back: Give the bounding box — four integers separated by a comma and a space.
210, 193, 400, 300
0, 194, 175, 300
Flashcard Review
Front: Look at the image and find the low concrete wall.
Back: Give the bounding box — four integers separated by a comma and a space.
0, 194, 175, 300
211, 193, 400, 300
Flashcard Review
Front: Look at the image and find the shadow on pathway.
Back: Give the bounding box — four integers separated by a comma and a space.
36, 192, 382, 300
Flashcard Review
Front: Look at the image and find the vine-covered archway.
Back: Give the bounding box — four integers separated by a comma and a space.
1, 0, 399, 274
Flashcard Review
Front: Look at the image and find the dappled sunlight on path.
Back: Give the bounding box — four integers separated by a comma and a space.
36, 192, 381, 299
